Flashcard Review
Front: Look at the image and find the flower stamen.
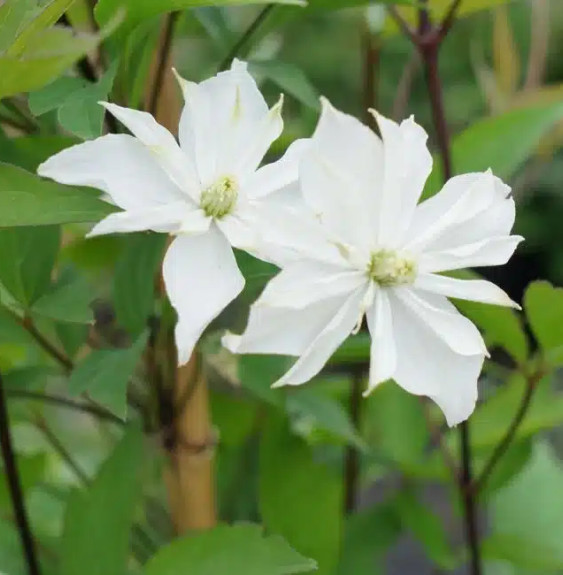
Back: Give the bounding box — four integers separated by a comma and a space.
367, 249, 417, 287
200, 176, 238, 218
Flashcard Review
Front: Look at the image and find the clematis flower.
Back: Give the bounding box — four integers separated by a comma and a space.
38, 60, 307, 364
224, 99, 523, 426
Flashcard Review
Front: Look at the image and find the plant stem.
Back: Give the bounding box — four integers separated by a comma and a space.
472, 369, 542, 494
344, 369, 364, 514
0, 373, 42, 575
6, 389, 125, 425
218, 5, 275, 71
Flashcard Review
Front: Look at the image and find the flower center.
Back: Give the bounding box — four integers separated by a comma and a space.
366, 249, 417, 287
200, 176, 238, 219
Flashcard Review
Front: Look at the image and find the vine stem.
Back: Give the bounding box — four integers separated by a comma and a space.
392, 1, 483, 573
0, 372, 42, 575
343, 369, 364, 514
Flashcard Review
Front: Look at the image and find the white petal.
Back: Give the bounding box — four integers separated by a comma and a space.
101, 102, 199, 199
163, 227, 244, 364
242, 138, 310, 200
223, 296, 348, 357
175, 60, 273, 186
38, 135, 185, 211
365, 287, 396, 394
257, 260, 365, 309
249, 202, 344, 267
370, 111, 433, 248
273, 287, 366, 387
419, 236, 524, 273
394, 288, 487, 356
415, 273, 520, 309
404, 171, 515, 253
388, 290, 483, 426
178, 209, 212, 235
216, 212, 258, 251
300, 98, 384, 251
87, 201, 187, 237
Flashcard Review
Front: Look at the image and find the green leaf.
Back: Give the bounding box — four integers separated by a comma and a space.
338, 503, 401, 575
0, 225, 60, 307
58, 61, 118, 139
259, 415, 342, 575
0, 0, 35, 53
287, 387, 365, 449
0, 163, 115, 227
524, 281, 563, 361
238, 355, 289, 407
364, 381, 429, 466
250, 60, 319, 110
32, 269, 93, 324
28, 76, 88, 116
489, 441, 563, 570
146, 524, 316, 575
68, 332, 148, 417
0, 135, 78, 171
424, 102, 563, 197
395, 491, 458, 569
59, 425, 145, 575
329, 332, 370, 365
113, 233, 166, 336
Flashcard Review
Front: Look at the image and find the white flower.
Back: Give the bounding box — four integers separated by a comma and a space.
38, 60, 308, 364
224, 99, 523, 426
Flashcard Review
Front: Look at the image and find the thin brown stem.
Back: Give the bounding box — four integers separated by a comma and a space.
362, 27, 380, 127
437, 0, 463, 41
6, 389, 125, 426
472, 369, 542, 494
147, 12, 180, 117
343, 369, 364, 514
0, 373, 42, 575
386, 5, 417, 44
218, 5, 275, 71
392, 48, 420, 120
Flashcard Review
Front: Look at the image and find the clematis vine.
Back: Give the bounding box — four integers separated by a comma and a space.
224, 99, 523, 426
38, 60, 307, 364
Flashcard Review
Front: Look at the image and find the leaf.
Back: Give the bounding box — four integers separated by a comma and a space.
424, 101, 563, 197
0, 162, 115, 227
0, 225, 60, 307
394, 491, 458, 569
28, 76, 88, 116
0, 135, 78, 171
524, 281, 563, 360
338, 503, 401, 575
146, 524, 316, 575
58, 61, 118, 139
250, 60, 319, 110
489, 441, 563, 570
32, 269, 93, 324
113, 233, 166, 336
96, 0, 307, 31
68, 332, 148, 417
0, 0, 35, 53
259, 415, 342, 575
287, 387, 365, 449
238, 355, 289, 407
59, 426, 145, 575
364, 381, 429, 466
329, 332, 370, 365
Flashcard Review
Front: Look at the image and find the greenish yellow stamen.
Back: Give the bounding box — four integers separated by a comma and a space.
367, 250, 417, 287
200, 176, 238, 219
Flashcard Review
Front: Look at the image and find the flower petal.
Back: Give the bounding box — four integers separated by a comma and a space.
272, 287, 366, 387
371, 111, 433, 248
394, 288, 487, 356
404, 171, 514, 253
223, 296, 347, 357
38, 134, 184, 211
365, 287, 396, 395
216, 212, 258, 251
87, 201, 187, 237
300, 98, 384, 251
242, 138, 310, 200
257, 260, 364, 309
163, 227, 244, 364
177, 209, 212, 235
418, 236, 524, 273
101, 102, 199, 199
415, 273, 520, 309
388, 290, 483, 426
175, 60, 274, 185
